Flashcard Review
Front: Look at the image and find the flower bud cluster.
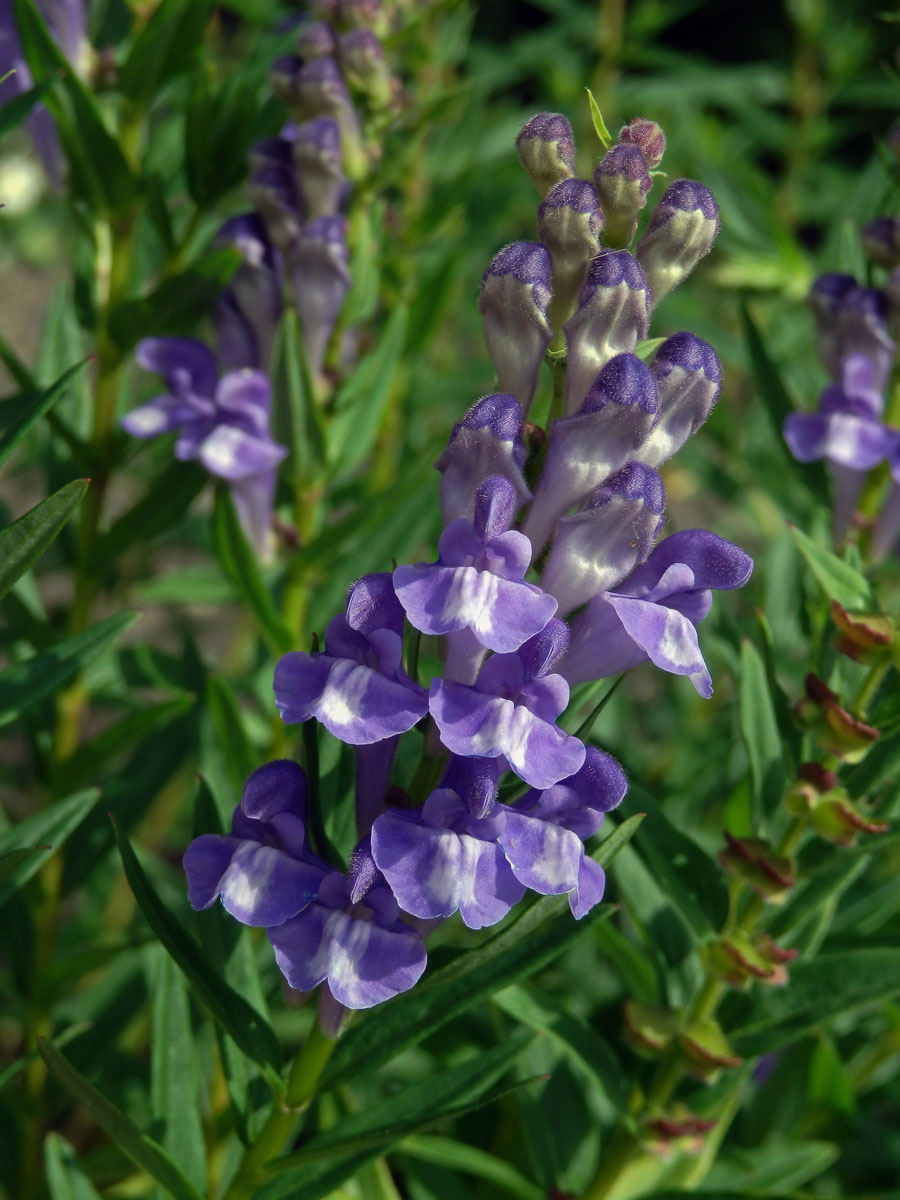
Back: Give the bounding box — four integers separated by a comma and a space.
181, 107, 752, 1016
783, 214, 900, 555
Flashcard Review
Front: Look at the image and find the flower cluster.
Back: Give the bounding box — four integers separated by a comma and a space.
184, 110, 752, 1014
122, 2, 402, 554
783, 226, 900, 557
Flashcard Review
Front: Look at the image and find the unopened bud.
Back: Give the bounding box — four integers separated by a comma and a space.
594, 143, 652, 247
287, 216, 352, 377
249, 135, 303, 251
340, 0, 389, 37
298, 20, 338, 60
538, 179, 604, 329
636, 179, 720, 308
562, 250, 650, 414
292, 117, 344, 217
435, 393, 530, 526
516, 112, 576, 196
862, 216, 900, 269
479, 241, 554, 415
214, 214, 282, 372
339, 29, 393, 107
641, 332, 720, 467
718, 832, 796, 901
618, 117, 666, 170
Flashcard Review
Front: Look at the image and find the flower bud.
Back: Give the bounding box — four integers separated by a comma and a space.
562, 251, 650, 414
640, 332, 721, 467
678, 1017, 742, 1081
636, 179, 720, 308
830, 599, 894, 664
339, 29, 393, 107
214, 214, 283, 372
718, 832, 795, 901
479, 242, 554, 415
787, 762, 887, 846
523, 353, 660, 556
862, 216, 900, 269
292, 117, 344, 217
618, 117, 666, 170
287, 215, 352, 376
795, 673, 880, 763
705, 931, 796, 987
516, 112, 576, 196
808, 273, 857, 374
537, 178, 604, 329
341, 0, 389, 37
249, 135, 304, 251
540, 462, 665, 614
298, 20, 338, 60
834, 287, 895, 398
272, 57, 366, 180
593, 143, 652, 248
435, 393, 531, 525
623, 1000, 678, 1057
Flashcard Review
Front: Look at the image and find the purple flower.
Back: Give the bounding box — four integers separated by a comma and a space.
292, 116, 344, 218
539, 462, 666, 616
125, 339, 287, 555
214, 214, 283, 372
498, 747, 626, 917
268, 871, 427, 1009
562, 251, 651, 416
393, 474, 557, 654
429, 620, 586, 790
642, 332, 721, 468
479, 242, 554, 415
371, 782, 525, 929
435, 393, 530, 526
516, 112, 576, 195
183, 761, 326, 927
636, 179, 720, 309
250, 131, 306, 250
559, 530, 753, 697
286, 215, 351, 377
273, 573, 428, 744
522, 352, 660, 557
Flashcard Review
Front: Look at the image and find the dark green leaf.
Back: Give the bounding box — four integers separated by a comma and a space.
118, 0, 211, 104
212, 487, 292, 654
0, 362, 88, 469
272, 310, 327, 487
0, 78, 53, 143
184, 71, 265, 207
44, 1131, 103, 1200
723, 948, 900, 1055
0, 789, 98, 907
37, 1040, 205, 1200
0, 479, 88, 601
0, 613, 137, 728
399, 1135, 543, 1200
738, 638, 785, 824
206, 675, 258, 786
90, 461, 207, 574
60, 695, 196, 790
110, 816, 282, 1070
843, 727, 900, 800
789, 523, 874, 610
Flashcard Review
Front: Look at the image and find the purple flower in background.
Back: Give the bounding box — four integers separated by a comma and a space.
522, 352, 660, 557
430, 620, 585, 789
435, 393, 530, 526
560, 530, 753, 696
292, 116, 344, 217
498, 747, 626, 917
250, 130, 306, 250
274, 573, 428, 744
371, 768, 526, 930
125, 339, 287, 556
287, 215, 352, 377
479, 242, 554, 415
268, 871, 427, 1008
393, 474, 556, 655
214, 214, 283, 372
183, 761, 325, 927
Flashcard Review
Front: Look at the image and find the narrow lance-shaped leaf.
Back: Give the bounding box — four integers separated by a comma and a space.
0, 789, 98, 907
110, 816, 282, 1071
739, 637, 785, 824
0, 362, 89, 469
0, 479, 88, 601
789, 523, 874, 611
44, 1131, 104, 1200
118, 0, 212, 105
0, 78, 53, 143
38, 1040, 205, 1200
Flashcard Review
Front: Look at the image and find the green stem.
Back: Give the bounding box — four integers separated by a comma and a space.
223, 1023, 337, 1200
853, 659, 890, 718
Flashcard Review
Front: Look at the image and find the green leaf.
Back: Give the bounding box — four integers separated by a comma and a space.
328, 307, 409, 472
738, 638, 785, 824
150, 951, 207, 1192
44, 1131, 103, 1200
118, 0, 211, 104
399, 1135, 543, 1200
843, 726, 900, 800
0, 78, 53, 143
206, 674, 258, 786
257, 1036, 533, 1200
37, 1040, 205, 1200
90, 461, 207, 575
586, 87, 612, 149
272, 310, 327, 488
0, 613, 137, 729
789, 523, 874, 610
0, 789, 98, 907
0, 480, 88, 601
107, 248, 242, 354
212, 487, 293, 654
629, 788, 728, 936
59, 695, 196, 790
184, 70, 265, 207
0, 362, 88, 469
110, 816, 282, 1071
321, 817, 641, 1090
723, 947, 900, 1055
707, 1138, 840, 1193
12, 0, 136, 211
